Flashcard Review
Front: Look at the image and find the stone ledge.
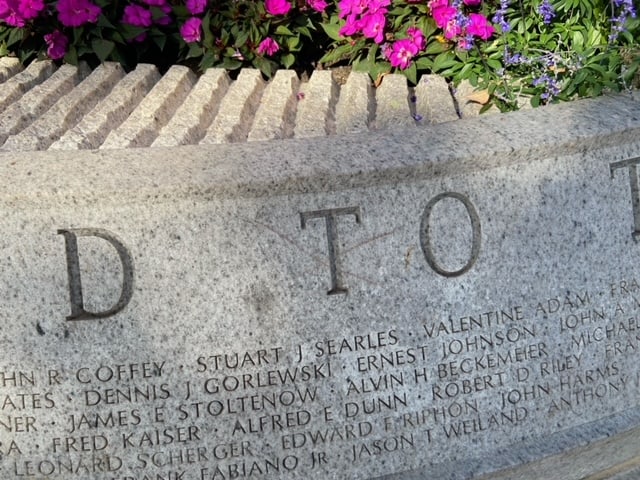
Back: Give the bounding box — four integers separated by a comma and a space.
0, 61, 497, 151
0, 92, 637, 207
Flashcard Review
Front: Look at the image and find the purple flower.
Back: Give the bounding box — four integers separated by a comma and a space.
538, 0, 555, 24
492, 0, 511, 32
257, 37, 279, 56
0, 0, 26, 26
609, 0, 637, 42
361, 11, 386, 44
467, 13, 494, 40
18, 0, 44, 20
180, 16, 202, 43
57, 0, 101, 27
385, 38, 419, 70
532, 73, 560, 103
407, 26, 426, 51
122, 4, 152, 27
154, 3, 172, 25
44, 30, 68, 60
307, 0, 327, 12
265, 0, 291, 16
186, 0, 207, 15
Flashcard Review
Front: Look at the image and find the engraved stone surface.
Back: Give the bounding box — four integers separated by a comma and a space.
0, 57, 23, 83
335, 71, 374, 135
1, 63, 124, 152
414, 75, 460, 125
200, 69, 265, 145
294, 70, 339, 138
153, 68, 230, 147
101, 65, 196, 149
248, 70, 299, 142
373, 73, 416, 130
0, 94, 639, 480
51, 64, 160, 151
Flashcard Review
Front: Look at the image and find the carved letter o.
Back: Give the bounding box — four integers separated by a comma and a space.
420, 192, 481, 277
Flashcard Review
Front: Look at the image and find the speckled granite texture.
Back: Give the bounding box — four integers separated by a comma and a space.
0, 93, 639, 480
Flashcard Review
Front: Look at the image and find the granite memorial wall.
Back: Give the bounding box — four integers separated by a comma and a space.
1, 95, 640, 479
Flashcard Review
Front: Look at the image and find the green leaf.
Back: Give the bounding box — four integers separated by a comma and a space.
414, 56, 433, 70
319, 43, 353, 66
151, 33, 166, 51
91, 38, 115, 62
286, 35, 301, 51
7, 28, 23, 48
64, 46, 78, 65
97, 14, 115, 29
186, 43, 203, 60
275, 25, 294, 36
432, 51, 457, 72
281, 52, 295, 69
321, 22, 342, 41
425, 41, 450, 55
403, 62, 418, 84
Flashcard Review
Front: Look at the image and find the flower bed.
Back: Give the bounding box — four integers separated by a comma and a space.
0, 0, 638, 111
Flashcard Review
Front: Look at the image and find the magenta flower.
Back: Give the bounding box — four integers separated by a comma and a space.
265, 0, 291, 15
0, 0, 25, 26
367, 0, 390, 14
407, 26, 426, 50
339, 12, 361, 36
307, 0, 327, 12
44, 30, 68, 60
338, 0, 367, 17
428, 0, 449, 10
467, 13, 494, 40
57, 0, 101, 27
186, 0, 207, 15
154, 3, 172, 25
385, 38, 419, 69
432, 4, 456, 29
140, 0, 166, 5
122, 4, 152, 27
463, 0, 481, 5
257, 37, 279, 56
361, 11, 386, 44
180, 16, 202, 42
18, 0, 44, 20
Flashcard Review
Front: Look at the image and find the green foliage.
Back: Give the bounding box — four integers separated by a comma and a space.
0, 0, 637, 109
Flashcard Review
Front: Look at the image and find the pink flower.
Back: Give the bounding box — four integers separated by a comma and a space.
154, 3, 172, 25
339, 0, 367, 17
44, 30, 68, 60
122, 4, 152, 27
180, 16, 202, 43
385, 38, 419, 70
0, 0, 25, 26
361, 11, 385, 44
431, 4, 456, 28
428, 0, 448, 10
186, 0, 207, 15
467, 13, 494, 40
463, 0, 481, 5
257, 37, 279, 56
407, 26, 425, 50
307, 0, 327, 12
367, 0, 390, 14
339, 12, 361, 36
265, 0, 291, 15
18, 0, 44, 20
57, 0, 101, 27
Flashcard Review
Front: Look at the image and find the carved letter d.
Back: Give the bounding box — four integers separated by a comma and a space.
58, 228, 134, 321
